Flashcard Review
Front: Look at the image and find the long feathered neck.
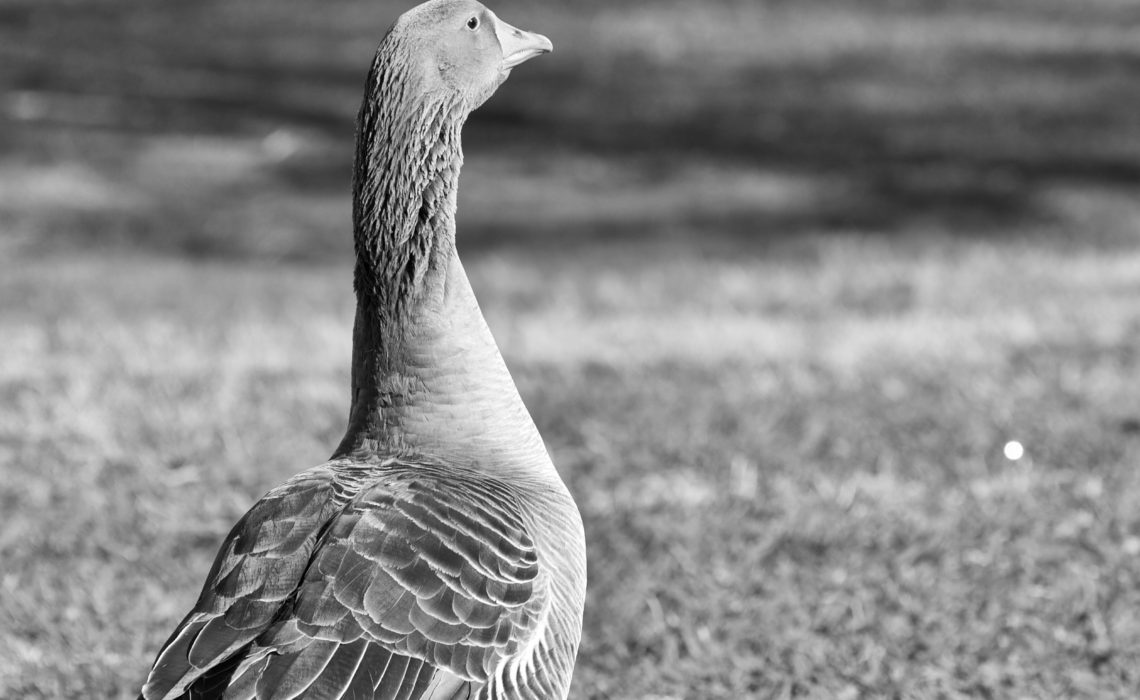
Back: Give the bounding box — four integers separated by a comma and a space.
335, 38, 549, 471
351, 34, 466, 317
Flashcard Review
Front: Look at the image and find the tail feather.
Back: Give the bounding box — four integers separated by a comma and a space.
141, 615, 209, 699
210, 649, 270, 700
310, 640, 373, 698
342, 642, 395, 697
251, 638, 339, 698
181, 644, 252, 700
148, 634, 478, 699
374, 655, 414, 700
142, 613, 260, 700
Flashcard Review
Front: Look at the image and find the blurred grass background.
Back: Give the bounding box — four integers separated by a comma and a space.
2, 0, 1140, 697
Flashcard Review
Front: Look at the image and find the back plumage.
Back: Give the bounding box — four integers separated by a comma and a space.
142, 460, 564, 700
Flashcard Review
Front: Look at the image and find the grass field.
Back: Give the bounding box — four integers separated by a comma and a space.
3, 0, 1140, 698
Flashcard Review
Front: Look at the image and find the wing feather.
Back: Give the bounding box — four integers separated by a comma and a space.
141, 460, 550, 699
285, 466, 548, 684
289, 639, 368, 699
142, 468, 339, 699
252, 639, 339, 700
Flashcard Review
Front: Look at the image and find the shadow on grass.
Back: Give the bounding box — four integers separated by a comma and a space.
2, 0, 1138, 259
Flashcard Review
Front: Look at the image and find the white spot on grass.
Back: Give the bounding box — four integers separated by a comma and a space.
1003, 440, 1024, 461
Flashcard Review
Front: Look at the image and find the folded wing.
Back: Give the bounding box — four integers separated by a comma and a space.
141, 461, 549, 700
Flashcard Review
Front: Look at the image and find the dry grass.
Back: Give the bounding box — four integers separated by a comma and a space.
4, 229, 1140, 697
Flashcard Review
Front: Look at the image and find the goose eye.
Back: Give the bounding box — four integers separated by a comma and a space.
466, 16, 479, 30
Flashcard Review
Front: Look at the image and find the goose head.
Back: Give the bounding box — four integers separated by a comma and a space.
390, 0, 553, 109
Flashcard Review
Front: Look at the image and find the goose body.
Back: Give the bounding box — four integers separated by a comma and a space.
139, 2, 585, 698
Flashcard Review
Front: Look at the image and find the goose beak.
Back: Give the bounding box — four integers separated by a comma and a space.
493, 15, 553, 70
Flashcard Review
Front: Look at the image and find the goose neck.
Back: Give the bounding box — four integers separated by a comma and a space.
335, 64, 547, 470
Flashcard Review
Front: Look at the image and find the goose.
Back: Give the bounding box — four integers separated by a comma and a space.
138, 2, 586, 698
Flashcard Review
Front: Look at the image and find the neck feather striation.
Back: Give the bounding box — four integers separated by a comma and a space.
350, 33, 465, 318
334, 40, 549, 473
